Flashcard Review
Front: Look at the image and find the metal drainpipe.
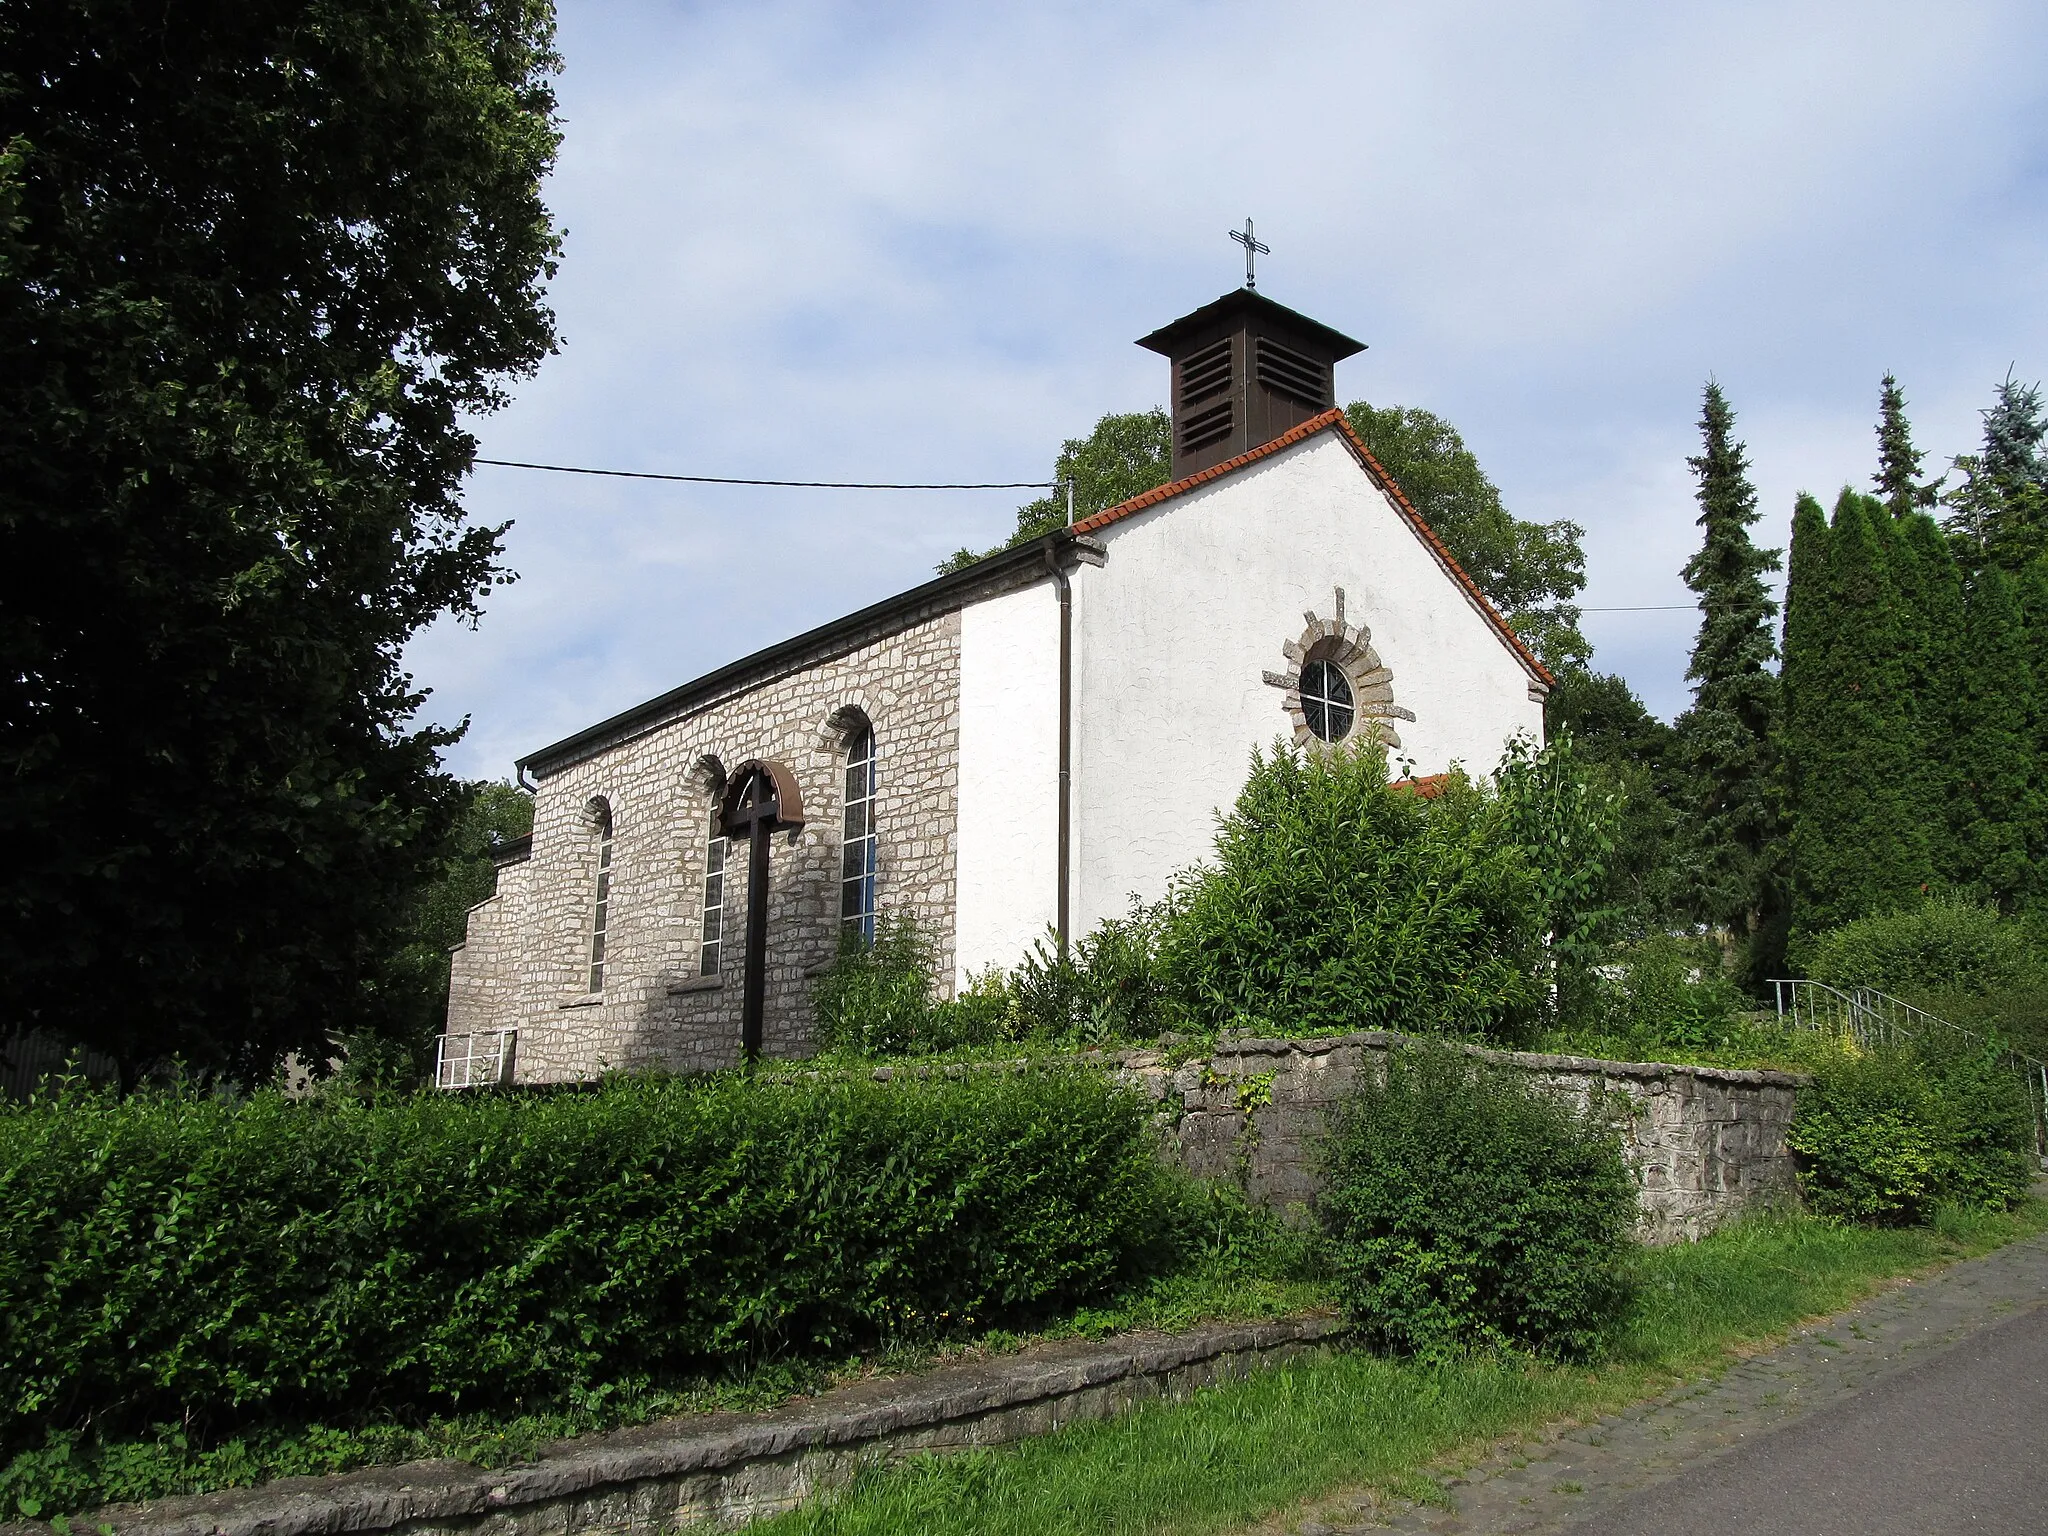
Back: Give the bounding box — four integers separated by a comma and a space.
1042, 538, 1072, 958
515, 762, 537, 794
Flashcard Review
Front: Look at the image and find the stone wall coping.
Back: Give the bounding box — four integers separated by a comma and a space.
1209, 1031, 1811, 1088
47, 1314, 1344, 1536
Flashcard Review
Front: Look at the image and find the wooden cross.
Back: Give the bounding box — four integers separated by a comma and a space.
1230, 218, 1270, 290
719, 760, 805, 1063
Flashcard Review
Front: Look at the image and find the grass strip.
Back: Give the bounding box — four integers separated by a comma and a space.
753, 1202, 2048, 1536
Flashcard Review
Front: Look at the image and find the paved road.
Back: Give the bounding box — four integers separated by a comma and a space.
1570, 1300, 2048, 1536
1290, 1223, 2048, 1535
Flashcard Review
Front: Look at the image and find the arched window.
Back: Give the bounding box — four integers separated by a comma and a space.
840, 726, 877, 940
587, 804, 614, 993
699, 804, 726, 977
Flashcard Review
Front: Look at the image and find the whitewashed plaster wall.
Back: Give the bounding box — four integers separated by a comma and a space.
1069, 431, 1545, 935
954, 581, 1061, 985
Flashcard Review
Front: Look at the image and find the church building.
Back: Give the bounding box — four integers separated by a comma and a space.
441, 288, 1552, 1086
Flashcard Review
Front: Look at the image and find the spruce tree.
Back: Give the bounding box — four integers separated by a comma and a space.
2018, 557, 2048, 899
1672, 383, 1783, 945
1788, 491, 1932, 944
1953, 565, 2036, 906
1873, 374, 1940, 517
1943, 374, 2048, 572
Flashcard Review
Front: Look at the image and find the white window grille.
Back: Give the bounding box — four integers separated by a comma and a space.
840, 726, 877, 940
434, 1029, 517, 1089
700, 808, 726, 976
588, 809, 614, 993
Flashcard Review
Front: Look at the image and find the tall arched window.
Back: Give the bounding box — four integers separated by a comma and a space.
587, 805, 614, 993
699, 804, 726, 977
840, 726, 877, 940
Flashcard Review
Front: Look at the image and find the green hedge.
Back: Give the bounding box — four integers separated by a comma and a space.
1787, 1044, 2034, 1224
0, 1071, 1171, 1459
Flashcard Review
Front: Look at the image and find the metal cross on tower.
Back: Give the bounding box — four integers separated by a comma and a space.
1229, 218, 1270, 289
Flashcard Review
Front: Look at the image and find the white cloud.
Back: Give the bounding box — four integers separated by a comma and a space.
408, 0, 2048, 773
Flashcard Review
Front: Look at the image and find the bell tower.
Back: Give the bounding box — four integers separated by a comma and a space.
1137, 290, 1366, 480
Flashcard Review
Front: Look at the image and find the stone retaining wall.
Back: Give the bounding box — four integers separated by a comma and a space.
47, 1316, 1342, 1536
1114, 1032, 1805, 1242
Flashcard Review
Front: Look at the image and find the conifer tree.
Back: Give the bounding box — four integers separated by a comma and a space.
1788, 491, 1932, 944
1944, 374, 2048, 572
1873, 374, 1941, 517
1672, 383, 1783, 945
1779, 492, 1832, 807
1893, 515, 1968, 878
2018, 558, 2048, 897
1953, 564, 2035, 906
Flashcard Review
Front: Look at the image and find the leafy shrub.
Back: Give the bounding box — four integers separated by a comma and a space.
1787, 1043, 2034, 1224
812, 914, 954, 1054
1804, 894, 2039, 997
1316, 1043, 1638, 1359
1010, 901, 1171, 1044
0, 1070, 1172, 1465
1495, 728, 1623, 1020
1158, 744, 1544, 1043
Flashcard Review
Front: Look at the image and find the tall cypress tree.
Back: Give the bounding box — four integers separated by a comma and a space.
1779, 493, 1832, 946
1874, 374, 1940, 518
1789, 490, 1932, 943
1894, 514, 1969, 879
1953, 565, 2036, 906
1673, 383, 1783, 944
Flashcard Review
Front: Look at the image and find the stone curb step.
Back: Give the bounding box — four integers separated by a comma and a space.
34, 1313, 1345, 1536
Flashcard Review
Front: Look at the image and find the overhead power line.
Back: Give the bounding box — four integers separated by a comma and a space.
474, 457, 1060, 491
1580, 604, 1695, 612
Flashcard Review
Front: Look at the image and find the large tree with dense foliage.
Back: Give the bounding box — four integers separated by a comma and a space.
1542, 669, 1684, 936
0, 2, 563, 1081
940, 408, 1172, 572
1670, 384, 1782, 950
1345, 402, 1590, 672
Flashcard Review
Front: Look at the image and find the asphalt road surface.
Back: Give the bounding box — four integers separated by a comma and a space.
1571, 1299, 2048, 1536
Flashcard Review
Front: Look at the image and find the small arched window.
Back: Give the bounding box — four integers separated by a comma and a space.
587, 804, 614, 993
840, 726, 877, 940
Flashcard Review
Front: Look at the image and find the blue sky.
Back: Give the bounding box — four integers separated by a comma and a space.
408, 0, 2048, 781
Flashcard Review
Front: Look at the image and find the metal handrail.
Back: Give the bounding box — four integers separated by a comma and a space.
1771, 978, 2048, 1156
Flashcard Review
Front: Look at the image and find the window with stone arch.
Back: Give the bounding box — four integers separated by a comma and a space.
1263, 588, 1416, 750
838, 716, 878, 941
585, 799, 614, 994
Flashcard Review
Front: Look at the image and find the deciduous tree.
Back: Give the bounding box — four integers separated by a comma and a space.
0, 2, 563, 1080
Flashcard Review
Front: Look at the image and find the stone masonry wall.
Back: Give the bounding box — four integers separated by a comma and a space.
447, 608, 964, 1083
1114, 1032, 1805, 1242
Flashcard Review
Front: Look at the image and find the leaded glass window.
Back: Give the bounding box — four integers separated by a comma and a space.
1300, 660, 1354, 743
588, 809, 614, 993
840, 727, 877, 939
699, 808, 726, 977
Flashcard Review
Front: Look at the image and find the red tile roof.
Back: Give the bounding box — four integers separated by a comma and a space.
1071, 409, 1555, 689
1390, 773, 1454, 799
